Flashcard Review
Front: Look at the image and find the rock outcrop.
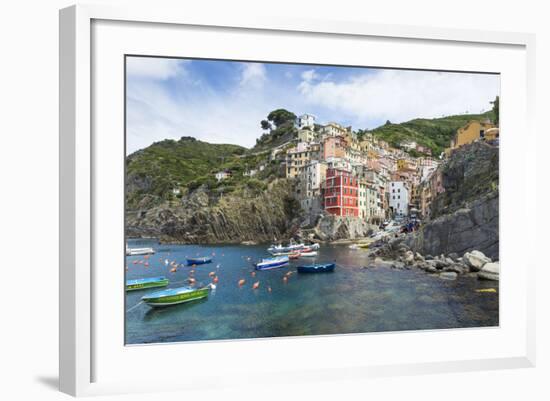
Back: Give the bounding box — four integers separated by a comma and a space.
308, 214, 376, 242
463, 250, 492, 272
478, 261, 500, 281
404, 192, 498, 260
404, 141, 499, 260
126, 179, 302, 244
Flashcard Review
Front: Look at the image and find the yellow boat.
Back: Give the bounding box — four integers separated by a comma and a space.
476, 288, 497, 293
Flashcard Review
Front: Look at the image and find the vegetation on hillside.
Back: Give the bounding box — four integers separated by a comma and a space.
126, 136, 285, 209
253, 108, 298, 152
368, 110, 495, 156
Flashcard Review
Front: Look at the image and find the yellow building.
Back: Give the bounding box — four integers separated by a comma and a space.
484, 127, 500, 141
397, 158, 416, 171
286, 143, 320, 178
297, 128, 316, 143
450, 120, 496, 149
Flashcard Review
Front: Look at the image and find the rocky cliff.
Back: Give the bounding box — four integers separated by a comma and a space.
404, 192, 498, 259
300, 214, 376, 242
404, 141, 499, 259
126, 179, 302, 244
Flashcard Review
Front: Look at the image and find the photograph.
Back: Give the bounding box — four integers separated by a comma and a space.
124, 56, 500, 345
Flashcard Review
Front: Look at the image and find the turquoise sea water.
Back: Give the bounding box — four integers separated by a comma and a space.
125, 239, 498, 344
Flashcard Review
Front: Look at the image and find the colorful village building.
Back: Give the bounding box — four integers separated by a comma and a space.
324, 167, 359, 217
389, 181, 409, 217
298, 160, 327, 215
445, 119, 496, 155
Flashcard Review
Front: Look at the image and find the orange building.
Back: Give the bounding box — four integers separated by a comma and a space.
322, 136, 346, 160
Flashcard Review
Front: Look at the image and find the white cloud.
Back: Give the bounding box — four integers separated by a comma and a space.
126, 57, 187, 80
301, 69, 320, 83
126, 62, 500, 154
126, 72, 295, 154
297, 69, 499, 126
239, 63, 266, 87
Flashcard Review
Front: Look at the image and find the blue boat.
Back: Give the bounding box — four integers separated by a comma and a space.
255, 255, 289, 270
186, 256, 213, 265
297, 263, 336, 273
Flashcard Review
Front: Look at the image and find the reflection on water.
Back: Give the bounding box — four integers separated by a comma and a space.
125, 239, 498, 344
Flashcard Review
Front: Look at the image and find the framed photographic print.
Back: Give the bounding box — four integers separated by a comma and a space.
60, 4, 536, 396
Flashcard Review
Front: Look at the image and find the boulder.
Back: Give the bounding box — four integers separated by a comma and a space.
404, 251, 415, 264
425, 254, 434, 260
478, 261, 499, 281
392, 261, 406, 269
444, 264, 466, 274
425, 261, 438, 273
415, 262, 428, 270
374, 257, 395, 269
414, 252, 425, 262
448, 252, 459, 262
440, 272, 458, 280
433, 259, 450, 269
463, 250, 491, 272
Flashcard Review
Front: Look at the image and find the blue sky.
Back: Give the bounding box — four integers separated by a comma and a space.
126, 56, 500, 154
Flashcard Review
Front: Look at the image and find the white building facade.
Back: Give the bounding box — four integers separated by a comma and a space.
296, 113, 316, 129
389, 181, 409, 216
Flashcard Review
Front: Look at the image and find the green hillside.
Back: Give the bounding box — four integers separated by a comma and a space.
369, 111, 495, 156
126, 136, 284, 208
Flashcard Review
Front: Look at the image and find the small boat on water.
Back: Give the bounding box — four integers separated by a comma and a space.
186, 256, 213, 265
267, 240, 305, 253
141, 285, 212, 307
126, 246, 155, 256
297, 263, 336, 273
267, 241, 320, 254
299, 251, 318, 257
270, 250, 296, 256
126, 276, 169, 291
255, 256, 290, 270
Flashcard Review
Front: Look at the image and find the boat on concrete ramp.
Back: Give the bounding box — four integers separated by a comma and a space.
126, 276, 169, 291
297, 263, 336, 273
141, 284, 213, 308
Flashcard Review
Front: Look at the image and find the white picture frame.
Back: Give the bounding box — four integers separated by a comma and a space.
59, 4, 536, 397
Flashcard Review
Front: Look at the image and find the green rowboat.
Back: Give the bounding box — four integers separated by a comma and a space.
126, 276, 169, 291
141, 285, 212, 307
